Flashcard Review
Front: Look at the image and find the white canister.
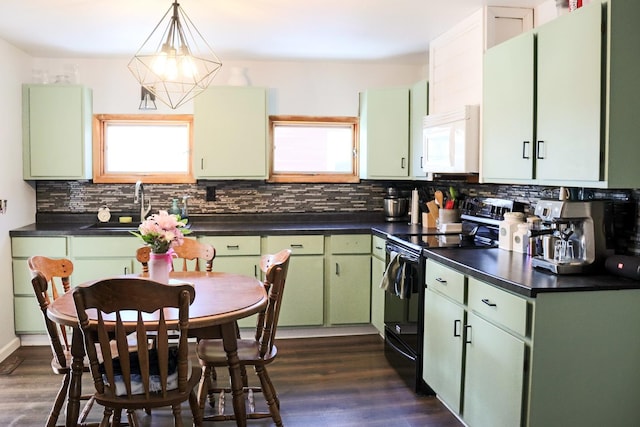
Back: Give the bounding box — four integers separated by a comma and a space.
512, 223, 530, 254
498, 212, 525, 251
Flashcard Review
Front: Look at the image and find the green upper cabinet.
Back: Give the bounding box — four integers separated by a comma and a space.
410, 79, 429, 179
482, 0, 640, 188
22, 84, 92, 180
535, 1, 602, 183
359, 87, 410, 179
482, 32, 535, 182
193, 86, 267, 179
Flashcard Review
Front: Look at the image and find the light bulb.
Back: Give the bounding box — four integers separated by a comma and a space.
181, 55, 198, 79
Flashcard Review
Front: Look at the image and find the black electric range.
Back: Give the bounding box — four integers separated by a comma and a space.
382, 197, 525, 395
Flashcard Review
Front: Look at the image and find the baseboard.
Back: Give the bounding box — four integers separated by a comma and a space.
240, 324, 379, 339
0, 337, 21, 363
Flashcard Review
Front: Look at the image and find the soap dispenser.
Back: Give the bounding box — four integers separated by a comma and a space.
168, 198, 181, 216
181, 195, 190, 220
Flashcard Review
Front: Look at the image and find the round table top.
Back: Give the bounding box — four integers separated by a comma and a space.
47, 271, 267, 328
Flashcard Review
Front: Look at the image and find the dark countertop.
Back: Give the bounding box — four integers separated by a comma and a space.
15, 212, 637, 298
9, 212, 431, 238
423, 246, 640, 297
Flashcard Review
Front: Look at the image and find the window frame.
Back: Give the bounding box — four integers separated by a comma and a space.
92, 114, 195, 184
268, 115, 359, 183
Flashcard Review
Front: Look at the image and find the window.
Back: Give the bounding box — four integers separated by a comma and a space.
269, 116, 359, 183
93, 114, 194, 183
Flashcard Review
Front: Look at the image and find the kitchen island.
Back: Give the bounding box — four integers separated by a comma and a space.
422, 246, 640, 427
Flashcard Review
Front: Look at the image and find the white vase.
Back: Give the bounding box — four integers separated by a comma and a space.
148, 252, 172, 284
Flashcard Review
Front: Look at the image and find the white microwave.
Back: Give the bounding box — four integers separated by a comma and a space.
422, 105, 480, 174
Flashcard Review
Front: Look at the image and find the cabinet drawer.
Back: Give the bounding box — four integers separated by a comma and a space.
425, 259, 466, 304
468, 278, 527, 336
71, 236, 141, 258
12, 237, 67, 258
372, 235, 386, 260
200, 236, 261, 256
265, 235, 324, 255
330, 234, 371, 254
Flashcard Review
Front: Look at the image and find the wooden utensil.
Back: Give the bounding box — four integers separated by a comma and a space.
426, 200, 439, 228
434, 190, 444, 208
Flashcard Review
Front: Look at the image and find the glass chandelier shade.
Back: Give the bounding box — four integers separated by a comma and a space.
128, 1, 222, 109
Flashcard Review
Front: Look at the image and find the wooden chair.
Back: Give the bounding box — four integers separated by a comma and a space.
30, 268, 96, 427
196, 249, 291, 426
72, 277, 202, 427
136, 238, 215, 273
28, 256, 74, 350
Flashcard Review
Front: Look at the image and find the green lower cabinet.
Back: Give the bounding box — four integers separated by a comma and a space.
463, 312, 525, 427
70, 236, 142, 285
199, 235, 263, 328
11, 236, 69, 334
422, 288, 465, 414
328, 254, 371, 325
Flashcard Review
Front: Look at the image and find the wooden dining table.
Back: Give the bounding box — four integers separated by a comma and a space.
47, 271, 267, 427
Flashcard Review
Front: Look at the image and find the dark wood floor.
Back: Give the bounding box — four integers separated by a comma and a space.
0, 334, 463, 426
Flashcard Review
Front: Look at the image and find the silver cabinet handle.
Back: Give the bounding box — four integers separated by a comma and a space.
435, 277, 447, 284
290, 244, 304, 249
226, 245, 239, 250
335, 262, 340, 276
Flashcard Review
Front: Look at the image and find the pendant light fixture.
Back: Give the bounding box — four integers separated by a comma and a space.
128, 0, 222, 109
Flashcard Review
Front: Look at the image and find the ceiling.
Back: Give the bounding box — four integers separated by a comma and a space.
0, 0, 550, 62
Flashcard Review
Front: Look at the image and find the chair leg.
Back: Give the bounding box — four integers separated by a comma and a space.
100, 406, 112, 427
189, 388, 203, 427
255, 366, 282, 426
172, 404, 184, 427
126, 409, 139, 427
46, 373, 70, 427
78, 396, 96, 423
198, 365, 212, 414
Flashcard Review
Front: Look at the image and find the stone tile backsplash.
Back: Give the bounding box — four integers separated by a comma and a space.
36, 180, 639, 253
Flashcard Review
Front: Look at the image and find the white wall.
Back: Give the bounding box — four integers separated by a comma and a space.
0, 39, 35, 360
32, 57, 427, 116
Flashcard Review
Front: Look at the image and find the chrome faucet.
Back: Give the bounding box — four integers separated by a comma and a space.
134, 180, 152, 220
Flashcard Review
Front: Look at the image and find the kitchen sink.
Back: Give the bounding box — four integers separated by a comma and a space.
81, 222, 139, 231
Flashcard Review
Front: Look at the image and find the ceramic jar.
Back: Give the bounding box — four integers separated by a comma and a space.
498, 212, 525, 251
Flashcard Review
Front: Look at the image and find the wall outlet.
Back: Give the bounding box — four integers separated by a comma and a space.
205, 186, 216, 202
0, 199, 6, 214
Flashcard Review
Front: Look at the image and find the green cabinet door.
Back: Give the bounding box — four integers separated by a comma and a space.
278, 255, 324, 327
328, 254, 371, 325
463, 312, 525, 427
370, 256, 385, 334
23, 85, 92, 179
410, 79, 429, 179
359, 87, 410, 179
193, 86, 267, 179
70, 236, 141, 285
482, 32, 535, 182
536, 1, 603, 183
422, 288, 465, 413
